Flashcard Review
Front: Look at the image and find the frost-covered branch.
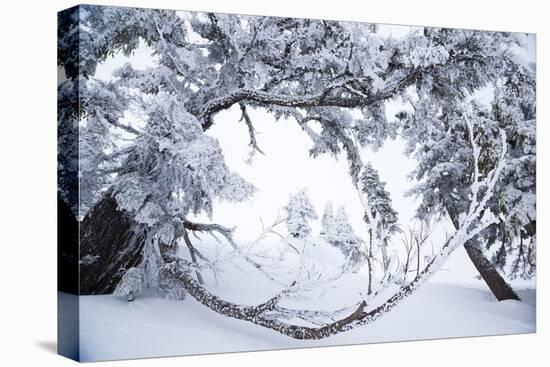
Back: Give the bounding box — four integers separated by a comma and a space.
239, 103, 265, 155
181, 219, 281, 283
248, 214, 299, 254
460, 125, 508, 237
159, 117, 509, 339
301, 114, 363, 180
109, 120, 143, 136
199, 69, 422, 130
182, 229, 204, 284
399, 221, 432, 283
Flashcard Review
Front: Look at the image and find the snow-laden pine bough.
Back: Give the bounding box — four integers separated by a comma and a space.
155, 126, 508, 339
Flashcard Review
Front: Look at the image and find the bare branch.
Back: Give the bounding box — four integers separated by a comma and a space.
182, 230, 204, 284
182, 219, 282, 284
239, 103, 265, 155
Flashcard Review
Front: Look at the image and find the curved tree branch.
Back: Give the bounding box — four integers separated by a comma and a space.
157, 125, 508, 339
198, 51, 488, 131
199, 70, 420, 130
163, 213, 491, 339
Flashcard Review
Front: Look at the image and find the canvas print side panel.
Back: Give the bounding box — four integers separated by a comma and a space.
57, 5, 81, 362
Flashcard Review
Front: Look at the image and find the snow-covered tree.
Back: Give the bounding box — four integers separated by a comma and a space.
58, 5, 535, 337
486, 66, 536, 280
320, 201, 336, 242
78, 80, 130, 219
400, 97, 534, 298
109, 93, 255, 294
333, 206, 362, 249
333, 206, 364, 267
113, 267, 143, 302
395, 30, 536, 299
321, 203, 365, 273
359, 163, 399, 272
284, 189, 318, 238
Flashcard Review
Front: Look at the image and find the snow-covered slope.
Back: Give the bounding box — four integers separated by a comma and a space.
77, 281, 535, 361
75, 241, 536, 361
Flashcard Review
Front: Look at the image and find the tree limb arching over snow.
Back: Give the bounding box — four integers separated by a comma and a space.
158, 128, 508, 339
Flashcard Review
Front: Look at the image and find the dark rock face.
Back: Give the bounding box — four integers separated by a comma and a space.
58, 197, 79, 294
79, 195, 147, 295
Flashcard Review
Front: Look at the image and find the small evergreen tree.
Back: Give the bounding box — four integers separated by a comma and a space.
320, 201, 336, 242
360, 163, 399, 271
333, 206, 364, 265
284, 189, 318, 238
114, 267, 143, 302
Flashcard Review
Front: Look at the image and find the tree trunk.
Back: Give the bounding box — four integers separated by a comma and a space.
79, 195, 147, 295
365, 254, 373, 295
446, 207, 520, 301
462, 240, 520, 301
381, 239, 390, 274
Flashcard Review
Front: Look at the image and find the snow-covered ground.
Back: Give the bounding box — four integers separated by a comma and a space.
77, 283, 535, 362
76, 240, 536, 362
